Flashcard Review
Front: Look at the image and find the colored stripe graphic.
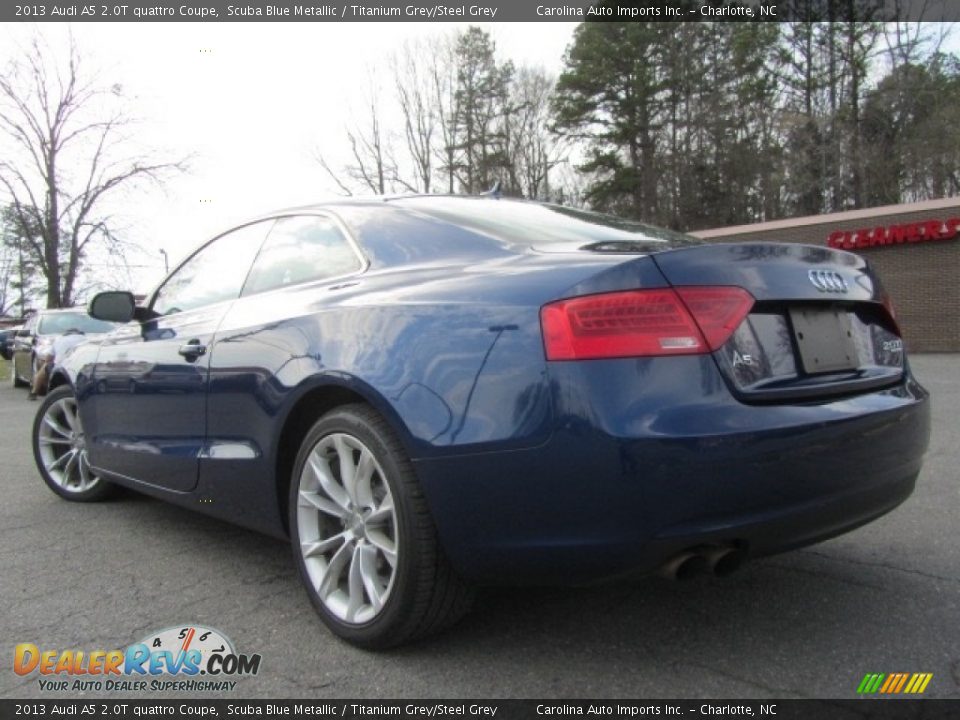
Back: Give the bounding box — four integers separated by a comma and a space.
905, 673, 934, 694
857, 673, 885, 693
880, 674, 896, 693
858, 672, 932, 694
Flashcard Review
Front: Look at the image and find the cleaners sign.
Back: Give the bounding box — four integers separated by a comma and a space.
828, 218, 960, 250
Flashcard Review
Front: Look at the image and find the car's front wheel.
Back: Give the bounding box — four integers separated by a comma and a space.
290, 404, 473, 648
32, 385, 115, 501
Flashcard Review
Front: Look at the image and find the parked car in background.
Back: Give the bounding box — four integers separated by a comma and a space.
32, 196, 930, 648
0, 325, 23, 361
11, 309, 118, 391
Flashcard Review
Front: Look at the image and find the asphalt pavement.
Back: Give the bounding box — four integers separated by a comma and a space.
1, 355, 958, 699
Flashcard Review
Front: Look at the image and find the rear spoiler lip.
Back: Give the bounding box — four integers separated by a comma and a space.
650, 239, 865, 263
650, 241, 877, 304
530, 238, 702, 255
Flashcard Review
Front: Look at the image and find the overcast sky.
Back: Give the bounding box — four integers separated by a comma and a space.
0, 21, 579, 295
1, 21, 956, 299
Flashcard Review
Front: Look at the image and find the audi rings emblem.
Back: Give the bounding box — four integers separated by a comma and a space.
808, 270, 848, 293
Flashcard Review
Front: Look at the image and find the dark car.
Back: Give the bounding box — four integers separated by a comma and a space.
32, 196, 930, 648
1, 324, 23, 361
10, 309, 117, 391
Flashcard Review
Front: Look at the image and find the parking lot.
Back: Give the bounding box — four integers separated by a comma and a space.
0, 355, 957, 700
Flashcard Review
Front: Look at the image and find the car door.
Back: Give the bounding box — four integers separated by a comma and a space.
201, 214, 367, 502
84, 221, 274, 491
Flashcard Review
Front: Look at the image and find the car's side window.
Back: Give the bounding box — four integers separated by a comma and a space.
152, 221, 273, 316
241, 215, 363, 297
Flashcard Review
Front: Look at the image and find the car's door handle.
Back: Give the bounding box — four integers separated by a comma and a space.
178, 340, 207, 360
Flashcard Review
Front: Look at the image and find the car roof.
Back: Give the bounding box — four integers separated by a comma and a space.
224, 194, 700, 268
247, 193, 480, 218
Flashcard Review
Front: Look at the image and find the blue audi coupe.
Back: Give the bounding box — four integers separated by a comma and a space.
32, 196, 931, 647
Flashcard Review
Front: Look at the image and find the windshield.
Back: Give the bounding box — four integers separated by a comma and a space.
37, 312, 117, 336
393, 197, 702, 251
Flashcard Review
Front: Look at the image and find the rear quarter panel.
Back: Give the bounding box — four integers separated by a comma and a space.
199, 251, 616, 537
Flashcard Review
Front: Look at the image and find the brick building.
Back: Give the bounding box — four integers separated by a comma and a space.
691, 197, 960, 353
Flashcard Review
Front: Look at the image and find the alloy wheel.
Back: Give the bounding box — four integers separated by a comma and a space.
296, 432, 398, 625
36, 394, 101, 493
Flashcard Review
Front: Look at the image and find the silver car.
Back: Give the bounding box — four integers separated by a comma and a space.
10, 309, 118, 391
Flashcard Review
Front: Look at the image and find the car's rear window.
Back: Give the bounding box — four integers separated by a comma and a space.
38, 312, 116, 335
392, 197, 702, 251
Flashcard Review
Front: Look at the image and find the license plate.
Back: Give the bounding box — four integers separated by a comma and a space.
789, 307, 858, 374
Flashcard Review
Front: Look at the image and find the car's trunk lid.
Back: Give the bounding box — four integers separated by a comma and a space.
650, 243, 904, 402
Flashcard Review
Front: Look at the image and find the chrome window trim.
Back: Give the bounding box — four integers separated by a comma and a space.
148, 218, 280, 315
237, 210, 370, 299
147, 211, 369, 316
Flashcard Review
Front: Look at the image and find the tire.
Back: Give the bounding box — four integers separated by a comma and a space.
11, 355, 27, 388
289, 403, 474, 648
32, 385, 115, 502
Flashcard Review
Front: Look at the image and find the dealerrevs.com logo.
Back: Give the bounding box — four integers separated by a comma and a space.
14, 625, 261, 692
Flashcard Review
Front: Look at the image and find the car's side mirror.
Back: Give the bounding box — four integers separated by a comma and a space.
89, 291, 137, 323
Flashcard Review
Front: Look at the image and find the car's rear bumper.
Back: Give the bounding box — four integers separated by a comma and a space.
413, 356, 931, 585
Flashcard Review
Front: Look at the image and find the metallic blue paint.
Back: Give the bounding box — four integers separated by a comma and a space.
54, 197, 931, 582
415, 355, 928, 583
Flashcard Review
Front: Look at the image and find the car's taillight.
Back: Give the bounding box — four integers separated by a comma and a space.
879, 289, 901, 336
674, 287, 755, 351
540, 286, 754, 361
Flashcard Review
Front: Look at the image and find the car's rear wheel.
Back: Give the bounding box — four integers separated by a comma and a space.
32, 385, 114, 501
289, 404, 473, 648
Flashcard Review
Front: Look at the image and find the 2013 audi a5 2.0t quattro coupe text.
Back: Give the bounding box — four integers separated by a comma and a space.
32, 196, 931, 647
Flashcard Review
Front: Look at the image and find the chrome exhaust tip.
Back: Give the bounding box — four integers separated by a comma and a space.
658, 551, 709, 581
704, 546, 744, 577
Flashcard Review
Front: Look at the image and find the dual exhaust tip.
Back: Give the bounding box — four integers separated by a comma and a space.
659, 545, 743, 581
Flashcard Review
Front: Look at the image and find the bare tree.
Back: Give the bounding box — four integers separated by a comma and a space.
392, 38, 440, 193
315, 153, 356, 197
431, 33, 462, 194
319, 28, 553, 199
0, 34, 182, 309
346, 99, 393, 195
503, 66, 567, 200
318, 36, 453, 197
883, 20, 951, 71
317, 74, 398, 196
